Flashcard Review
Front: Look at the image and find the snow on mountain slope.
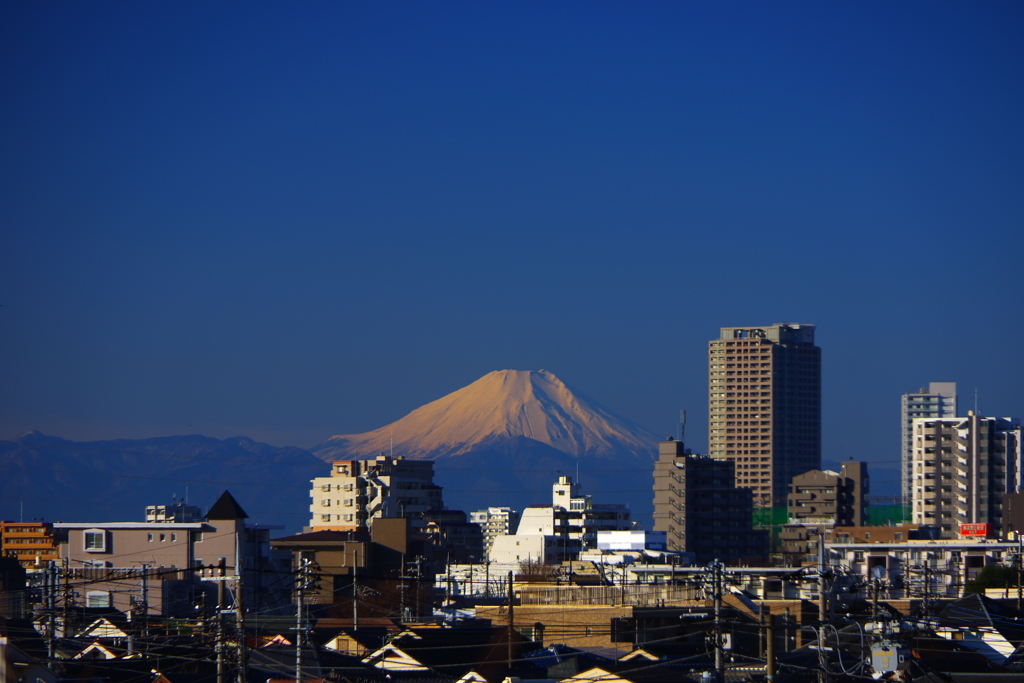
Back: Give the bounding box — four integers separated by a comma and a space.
312, 369, 659, 463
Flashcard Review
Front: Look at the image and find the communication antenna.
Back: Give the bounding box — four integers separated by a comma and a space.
678, 409, 686, 444
974, 388, 978, 415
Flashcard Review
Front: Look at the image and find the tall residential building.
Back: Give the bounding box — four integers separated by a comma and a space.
910, 412, 1023, 538
708, 323, 821, 505
309, 455, 443, 532
901, 382, 957, 502
652, 438, 768, 565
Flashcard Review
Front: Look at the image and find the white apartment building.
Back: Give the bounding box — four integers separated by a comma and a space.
309, 455, 443, 531
487, 477, 631, 563
827, 538, 1020, 599
469, 507, 520, 553
901, 382, 957, 502
552, 475, 631, 549
910, 412, 1022, 538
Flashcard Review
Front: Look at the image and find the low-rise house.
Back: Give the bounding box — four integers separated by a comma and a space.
936, 594, 1024, 664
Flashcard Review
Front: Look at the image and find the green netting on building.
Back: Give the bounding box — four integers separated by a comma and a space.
753, 506, 789, 527
866, 504, 911, 525
753, 504, 910, 528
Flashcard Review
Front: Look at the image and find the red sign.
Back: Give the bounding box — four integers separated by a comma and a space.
960, 523, 990, 538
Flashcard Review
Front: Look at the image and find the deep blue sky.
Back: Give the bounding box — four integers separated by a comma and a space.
2, 3, 1022, 493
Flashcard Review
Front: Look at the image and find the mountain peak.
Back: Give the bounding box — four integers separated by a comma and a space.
312, 369, 658, 463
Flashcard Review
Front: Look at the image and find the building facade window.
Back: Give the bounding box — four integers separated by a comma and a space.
84, 530, 106, 552
86, 591, 111, 608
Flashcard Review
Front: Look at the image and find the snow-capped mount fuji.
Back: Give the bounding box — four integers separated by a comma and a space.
313, 369, 659, 462
312, 370, 661, 522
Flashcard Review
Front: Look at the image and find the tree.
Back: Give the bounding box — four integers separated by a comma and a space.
964, 564, 1018, 596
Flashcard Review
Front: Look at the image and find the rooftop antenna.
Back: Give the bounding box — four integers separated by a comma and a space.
975, 388, 978, 415
678, 409, 686, 444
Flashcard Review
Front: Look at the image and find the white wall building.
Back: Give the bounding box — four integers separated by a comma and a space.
909, 412, 1022, 537
485, 477, 631, 563
469, 507, 520, 553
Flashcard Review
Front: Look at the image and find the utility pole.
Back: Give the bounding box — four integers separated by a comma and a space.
447, 553, 453, 613
235, 530, 247, 683
45, 561, 55, 661
217, 558, 226, 683
399, 556, 406, 620
765, 613, 776, 683
1018, 536, 1023, 611
352, 549, 358, 631
62, 558, 70, 642
140, 563, 150, 640
507, 571, 514, 671
295, 553, 310, 683
758, 607, 765, 660
235, 574, 246, 683
817, 533, 827, 683
712, 560, 724, 683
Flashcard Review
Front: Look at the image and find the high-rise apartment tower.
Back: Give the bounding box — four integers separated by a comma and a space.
709, 323, 821, 505
910, 412, 1022, 538
901, 382, 957, 503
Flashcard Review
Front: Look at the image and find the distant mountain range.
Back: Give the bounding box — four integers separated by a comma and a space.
0, 370, 664, 531
0, 431, 324, 533
312, 370, 662, 522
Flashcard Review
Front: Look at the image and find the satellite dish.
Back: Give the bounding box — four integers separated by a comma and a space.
872, 565, 886, 580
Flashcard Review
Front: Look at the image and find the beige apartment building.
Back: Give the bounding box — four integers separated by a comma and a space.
310, 455, 443, 532
55, 491, 287, 616
708, 323, 821, 506
910, 412, 1022, 538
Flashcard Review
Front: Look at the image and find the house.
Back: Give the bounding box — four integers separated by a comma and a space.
56, 491, 289, 616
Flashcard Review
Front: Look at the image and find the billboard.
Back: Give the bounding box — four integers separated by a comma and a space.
960, 523, 990, 538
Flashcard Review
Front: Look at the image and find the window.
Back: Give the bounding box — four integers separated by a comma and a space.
148, 533, 153, 542
344, 514, 354, 522
160, 534, 166, 542
84, 530, 106, 552
194, 532, 204, 543
86, 591, 111, 608
171, 533, 177, 542
321, 499, 331, 507
344, 499, 354, 507
321, 514, 331, 522
322, 484, 331, 492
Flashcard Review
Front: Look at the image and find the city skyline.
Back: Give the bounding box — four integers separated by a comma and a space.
2, 3, 1022, 479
